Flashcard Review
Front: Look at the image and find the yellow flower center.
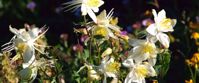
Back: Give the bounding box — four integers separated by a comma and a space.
135, 66, 148, 77
86, 0, 101, 7
159, 18, 175, 30
141, 42, 155, 55
94, 27, 108, 37
16, 43, 27, 53
105, 61, 120, 73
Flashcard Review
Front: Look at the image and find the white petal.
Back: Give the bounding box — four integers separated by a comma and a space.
157, 9, 166, 23
107, 28, 118, 39
81, 4, 87, 15
146, 24, 157, 36
128, 39, 146, 47
108, 24, 121, 32
91, 7, 99, 12
87, 8, 97, 23
152, 9, 158, 22
157, 33, 170, 48
144, 63, 157, 76
122, 58, 134, 68
148, 58, 157, 66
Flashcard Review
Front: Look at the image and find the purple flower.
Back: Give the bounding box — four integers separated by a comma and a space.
120, 31, 128, 35
142, 18, 154, 27
27, 1, 36, 11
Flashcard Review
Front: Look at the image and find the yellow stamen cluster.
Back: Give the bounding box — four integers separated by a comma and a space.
105, 61, 120, 73
94, 26, 108, 37
16, 43, 27, 53
135, 66, 148, 78
141, 42, 156, 55
86, 0, 101, 7
159, 18, 175, 29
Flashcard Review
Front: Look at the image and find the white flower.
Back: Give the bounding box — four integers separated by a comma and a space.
146, 9, 176, 48
2, 25, 48, 68
93, 9, 121, 39
128, 39, 158, 64
64, 0, 104, 23
99, 56, 120, 83
123, 58, 156, 83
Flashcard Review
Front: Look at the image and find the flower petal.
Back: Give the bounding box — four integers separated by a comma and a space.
87, 8, 97, 23
22, 46, 35, 68
157, 33, 170, 48
157, 9, 166, 23
146, 24, 157, 36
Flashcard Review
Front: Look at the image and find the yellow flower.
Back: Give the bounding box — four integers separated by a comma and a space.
191, 32, 199, 40
187, 53, 199, 69
185, 79, 193, 83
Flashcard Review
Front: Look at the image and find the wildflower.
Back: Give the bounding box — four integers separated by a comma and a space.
99, 56, 120, 83
72, 44, 83, 52
27, 1, 36, 11
187, 53, 199, 69
64, 0, 104, 23
146, 9, 176, 48
123, 58, 156, 83
128, 39, 158, 64
191, 32, 199, 40
2, 25, 48, 68
93, 9, 121, 39
142, 18, 154, 27
185, 79, 193, 83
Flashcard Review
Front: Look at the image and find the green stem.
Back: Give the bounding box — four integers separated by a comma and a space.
188, 65, 195, 83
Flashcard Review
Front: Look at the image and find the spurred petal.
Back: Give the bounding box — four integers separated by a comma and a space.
87, 8, 97, 23
157, 33, 170, 48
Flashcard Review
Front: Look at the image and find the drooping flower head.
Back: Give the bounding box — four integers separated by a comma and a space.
2, 25, 48, 68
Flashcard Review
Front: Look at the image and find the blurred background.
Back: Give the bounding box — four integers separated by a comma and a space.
0, 0, 198, 83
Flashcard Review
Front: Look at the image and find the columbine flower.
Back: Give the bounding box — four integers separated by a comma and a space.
123, 58, 156, 83
93, 9, 121, 39
128, 39, 158, 65
64, 0, 104, 23
146, 9, 176, 48
98, 56, 120, 83
2, 25, 48, 68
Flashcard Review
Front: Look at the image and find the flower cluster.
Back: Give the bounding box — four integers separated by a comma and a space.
63, 0, 176, 83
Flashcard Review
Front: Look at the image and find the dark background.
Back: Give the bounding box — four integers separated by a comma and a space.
0, 0, 198, 83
